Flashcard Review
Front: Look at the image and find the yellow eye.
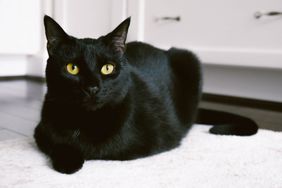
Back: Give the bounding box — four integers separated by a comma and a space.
66, 63, 79, 75
101, 63, 115, 75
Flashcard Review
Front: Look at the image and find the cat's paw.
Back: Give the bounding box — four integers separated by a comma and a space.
51, 145, 84, 174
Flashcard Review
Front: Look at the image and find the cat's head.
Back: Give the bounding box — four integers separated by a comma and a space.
44, 15, 131, 110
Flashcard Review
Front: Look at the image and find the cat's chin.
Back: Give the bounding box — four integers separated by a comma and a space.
83, 105, 101, 111
81, 99, 103, 111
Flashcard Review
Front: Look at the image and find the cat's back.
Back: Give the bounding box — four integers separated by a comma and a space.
125, 42, 172, 90
126, 42, 169, 73
125, 41, 200, 78
126, 42, 166, 65
125, 41, 202, 125
125, 41, 201, 91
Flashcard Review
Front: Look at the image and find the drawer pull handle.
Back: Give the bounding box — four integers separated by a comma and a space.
254, 11, 282, 19
155, 16, 181, 22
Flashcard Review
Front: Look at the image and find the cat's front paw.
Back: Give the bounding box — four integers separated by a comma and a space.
51, 145, 84, 174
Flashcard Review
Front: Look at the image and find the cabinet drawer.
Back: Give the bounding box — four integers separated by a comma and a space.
133, 0, 282, 68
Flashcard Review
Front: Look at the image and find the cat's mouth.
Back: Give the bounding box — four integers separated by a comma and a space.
81, 94, 105, 111
80, 88, 105, 111
81, 98, 100, 111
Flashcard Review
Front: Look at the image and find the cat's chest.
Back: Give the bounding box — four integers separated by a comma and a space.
63, 111, 124, 141
61, 109, 110, 126
71, 129, 81, 139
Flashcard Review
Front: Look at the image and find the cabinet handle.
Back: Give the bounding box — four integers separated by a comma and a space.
155, 16, 181, 22
254, 11, 282, 19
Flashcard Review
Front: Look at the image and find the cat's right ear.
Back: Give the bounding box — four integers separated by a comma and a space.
44, 15, 68, 47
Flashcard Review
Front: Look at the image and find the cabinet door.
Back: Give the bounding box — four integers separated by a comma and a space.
54, 0, 113, 39
128, 0, 282, 69
0, 0, 41, 55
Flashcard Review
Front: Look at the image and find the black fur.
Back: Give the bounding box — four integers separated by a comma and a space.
34, 15, 258, 174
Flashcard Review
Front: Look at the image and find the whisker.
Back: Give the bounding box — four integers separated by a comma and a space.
81, 88, 90, 98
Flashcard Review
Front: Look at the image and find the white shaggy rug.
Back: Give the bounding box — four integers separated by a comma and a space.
1, 125, 282, 188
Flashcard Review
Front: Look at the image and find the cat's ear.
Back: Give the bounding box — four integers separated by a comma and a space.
105, 17, 131, 55
44, 15, 68, 47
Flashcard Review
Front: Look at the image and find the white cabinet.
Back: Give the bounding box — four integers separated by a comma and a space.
53, 0, 116, 39
128, 0, 282, 69
0, 0, 41, 55
0, 0, 42, 76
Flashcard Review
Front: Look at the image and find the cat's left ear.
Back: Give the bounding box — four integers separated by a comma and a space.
105, 17, 131, 55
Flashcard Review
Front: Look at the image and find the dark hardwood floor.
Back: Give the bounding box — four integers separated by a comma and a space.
0, 79, 281, 140
0, 79, 45, 140
200, 101, 282, 131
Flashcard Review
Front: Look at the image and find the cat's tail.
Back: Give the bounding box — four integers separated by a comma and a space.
195, 108, 258, 136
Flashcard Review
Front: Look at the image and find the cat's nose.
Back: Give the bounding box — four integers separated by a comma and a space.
86, 86, 99, 95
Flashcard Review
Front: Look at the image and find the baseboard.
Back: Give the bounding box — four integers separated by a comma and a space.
25, 76, 45, 83
0, 76, 27, 81
202, 93, 282, 112
0, 76, 45, 83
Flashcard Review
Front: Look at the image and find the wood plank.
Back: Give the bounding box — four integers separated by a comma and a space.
0, 102, 41, 122
0, 111, 37, 137
0, 129, 26, 141
0, 80, 46, 101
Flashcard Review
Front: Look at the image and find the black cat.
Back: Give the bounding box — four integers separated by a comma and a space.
34, 15, 258, 174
